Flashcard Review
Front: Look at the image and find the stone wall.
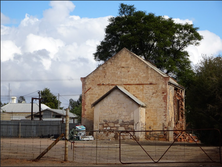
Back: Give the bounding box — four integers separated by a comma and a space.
174, 88, 185, 130
81, 48, 185, 137
145, 132, 167, 141
94, 88, 145, 140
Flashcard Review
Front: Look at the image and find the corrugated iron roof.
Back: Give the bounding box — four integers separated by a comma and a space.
30, 108, 78, 118
92, 85, 146, 107
1, 103, 50, 113
46, 109, 78, 118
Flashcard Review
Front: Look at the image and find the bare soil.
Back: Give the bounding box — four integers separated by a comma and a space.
1, 138, 221, 166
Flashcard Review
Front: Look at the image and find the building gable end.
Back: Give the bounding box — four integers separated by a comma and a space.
92, 85, 146, 107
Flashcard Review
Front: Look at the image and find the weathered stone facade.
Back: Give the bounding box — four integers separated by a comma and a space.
81, 48, 185, 140
92, 86, 146, 140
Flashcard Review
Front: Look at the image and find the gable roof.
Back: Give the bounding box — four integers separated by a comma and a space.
45, 109, 78, 118
123, 48, 184, 89
83, 48, 184, 89
129, 49, 168, 78
1, 103, 50, 113
27, 108, 78, 118
83, 48, 169, 79
92, 85, 146, 107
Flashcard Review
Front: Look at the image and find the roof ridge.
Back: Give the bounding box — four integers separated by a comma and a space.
126, 49, 168, 77
92, 85, 146, 107
82, 48, 180, 85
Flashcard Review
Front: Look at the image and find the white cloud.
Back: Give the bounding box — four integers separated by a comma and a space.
1, 25, 10, 36
196, 30, 222, 56
41, 1, 75, 29
1, 40, 21, 61
1, 13, 17, 25
20, 14, 39, 27
1, 13, 10, 24
24, 34, 64, 59
172, 18, 193, 25
163, 15, 193, 25
1, 1, 109, 107
163, 15, 222, 65
185, 30, 222, 64
1, 3, 222, 108
43, 1, 75, 21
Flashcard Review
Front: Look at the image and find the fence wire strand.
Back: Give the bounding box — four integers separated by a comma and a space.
1, 122, 221, 165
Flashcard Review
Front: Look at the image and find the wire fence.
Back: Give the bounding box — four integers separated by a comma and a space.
1, 138, 65, 160
1, 125, 222, 165
72, 129, 222, 165
118, 129, 221, 164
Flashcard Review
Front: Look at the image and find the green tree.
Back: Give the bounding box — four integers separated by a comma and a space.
18, 96, 26, 103
94, 3, 202, 86
186, 55, 222, 145
69, 94, 82, 123
40, 88, 60, 109
0, 101, 7, 107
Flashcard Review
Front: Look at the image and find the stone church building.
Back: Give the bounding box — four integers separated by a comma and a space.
81, 48, 185, 140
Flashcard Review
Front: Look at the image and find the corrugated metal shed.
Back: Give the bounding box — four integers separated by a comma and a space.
92, 85, 146, 107
1, 103, 50, 113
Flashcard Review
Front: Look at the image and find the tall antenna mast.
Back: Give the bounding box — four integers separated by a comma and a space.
58, 93, 60, 109
8, 83, 11, 103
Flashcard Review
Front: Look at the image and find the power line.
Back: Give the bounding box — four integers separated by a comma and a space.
61, 96, 69, 102
59, 94, 81, 96
1, 79, 80, 82
1, 94, 81, 97
21, 90, 39, 97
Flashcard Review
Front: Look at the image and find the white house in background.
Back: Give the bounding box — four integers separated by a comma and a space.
1, 97, 50, 120
25, 108, 78, 123
1, 108, 11, 120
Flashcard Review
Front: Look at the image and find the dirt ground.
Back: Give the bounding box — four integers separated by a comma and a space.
1, 138, 222, 166
1, 158, 222, 166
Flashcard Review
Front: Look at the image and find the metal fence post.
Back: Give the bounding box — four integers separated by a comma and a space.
64, 108, 69, 161
19, 122, 21, 138
96, 131, 98, 164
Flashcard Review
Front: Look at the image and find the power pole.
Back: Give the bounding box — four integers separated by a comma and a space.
38, 91, 42, 120
64, 108, 69, 161
31, 91, 42, 121
8, 83, 11, 103
58, 93, 60, 109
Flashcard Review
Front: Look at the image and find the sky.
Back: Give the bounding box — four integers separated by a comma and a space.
1, 1, 222, 108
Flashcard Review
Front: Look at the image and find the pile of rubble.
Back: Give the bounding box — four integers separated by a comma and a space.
174, 131, 200, 143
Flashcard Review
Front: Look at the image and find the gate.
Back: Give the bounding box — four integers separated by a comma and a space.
119, 129, 222, 164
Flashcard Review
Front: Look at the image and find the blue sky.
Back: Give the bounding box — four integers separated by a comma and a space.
1, 1, 222, 107
2, 1, 222, 38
